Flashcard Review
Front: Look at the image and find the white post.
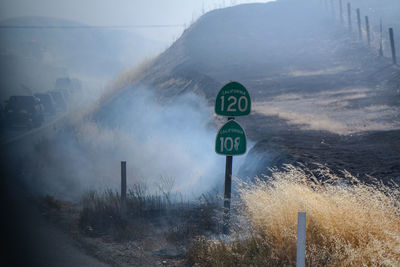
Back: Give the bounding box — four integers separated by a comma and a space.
296, 212, 306, 267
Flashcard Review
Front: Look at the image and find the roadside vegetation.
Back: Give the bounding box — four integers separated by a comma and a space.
43, 164, 400, 266
78, 182, 221, 243
187, 165, 400, 266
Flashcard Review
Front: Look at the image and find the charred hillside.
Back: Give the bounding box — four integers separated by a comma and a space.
137, 0, 342, 98
93, 0, 400, 184
98, 0, 399, 105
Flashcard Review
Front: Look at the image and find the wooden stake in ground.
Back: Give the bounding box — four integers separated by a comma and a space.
356, 8, 362, 40
347, 2, 352, 31
121, 161, 127, 218
339, 0, 344, 24
389, 28, 397, 64
365, 16, 371, 46
379, 19, 383, 56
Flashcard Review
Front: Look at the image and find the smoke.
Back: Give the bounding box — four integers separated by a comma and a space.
26, 87, 250, 200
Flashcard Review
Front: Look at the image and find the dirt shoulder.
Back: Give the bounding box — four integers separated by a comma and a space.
39, 194, 219, 267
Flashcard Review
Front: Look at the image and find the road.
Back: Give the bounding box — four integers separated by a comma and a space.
1, 114, 109, 266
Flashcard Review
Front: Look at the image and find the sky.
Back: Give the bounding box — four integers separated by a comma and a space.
0, 0, 274, 43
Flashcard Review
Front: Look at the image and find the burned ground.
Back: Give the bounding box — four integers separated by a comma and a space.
2, 0, 400, 266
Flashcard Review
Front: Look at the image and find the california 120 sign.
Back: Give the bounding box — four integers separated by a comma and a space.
215, 81, 251, 117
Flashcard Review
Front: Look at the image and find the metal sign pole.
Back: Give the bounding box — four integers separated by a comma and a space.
223, 117, 234, 234
223, 154, 233, 234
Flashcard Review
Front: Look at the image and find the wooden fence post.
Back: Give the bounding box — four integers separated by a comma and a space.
347, 2, 352, 31
356, 8, 362, 40
339, 0, 344, 24
379, 19, 383, 56
389, 28, 397, 64
365, 16, 371, 46
121, 161, 127, 218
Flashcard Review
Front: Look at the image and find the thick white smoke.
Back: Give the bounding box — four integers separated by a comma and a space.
27, 88, 249, 200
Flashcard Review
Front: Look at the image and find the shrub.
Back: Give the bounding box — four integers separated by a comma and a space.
78, 190, 125, 237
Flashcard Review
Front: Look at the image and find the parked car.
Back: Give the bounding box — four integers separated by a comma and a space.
71, 78, 82, 94
55, 77, 72, 91
55, 77, 72, 100
49, 90, 67, 112
4, 95, 44, 128
57, 88, 71, 102
34, 93, 56, 115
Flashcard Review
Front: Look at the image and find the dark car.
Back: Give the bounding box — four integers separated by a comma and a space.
34, 93, 56, 115
55, 77, 72, 100
55, 77, 72, 90
71, 78, 82, 95
49, 90, 67, 112
57, 88, 71, 102
4, 95, 44, 128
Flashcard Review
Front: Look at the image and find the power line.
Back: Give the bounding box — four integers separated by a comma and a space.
0, 24, 185, 29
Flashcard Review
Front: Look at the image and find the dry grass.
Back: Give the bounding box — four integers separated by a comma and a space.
78, 185, 220, 242
189, 165, 400, 266
79, 190, 126, 238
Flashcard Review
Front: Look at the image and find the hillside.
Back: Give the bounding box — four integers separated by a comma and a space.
94, 0, 400, 184
99, 0, 398, 97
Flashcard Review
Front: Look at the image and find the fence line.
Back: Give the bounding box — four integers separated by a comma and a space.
322, 0, 398, 65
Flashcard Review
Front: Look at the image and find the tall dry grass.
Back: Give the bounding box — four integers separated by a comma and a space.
188, 165, 400, 266
78, 184, 220, 241
243, 165, 400, 265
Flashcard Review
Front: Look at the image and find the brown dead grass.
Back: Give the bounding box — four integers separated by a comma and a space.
189, 165, 400, 266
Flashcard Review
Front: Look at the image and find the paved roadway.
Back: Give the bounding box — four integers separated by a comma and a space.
1, 115, 109, 266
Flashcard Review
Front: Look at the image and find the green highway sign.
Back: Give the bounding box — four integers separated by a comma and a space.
215, 81, 251, 117
215, 120, 247, 156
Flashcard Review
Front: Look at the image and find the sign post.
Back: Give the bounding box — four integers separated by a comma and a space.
215, 81, 251, 234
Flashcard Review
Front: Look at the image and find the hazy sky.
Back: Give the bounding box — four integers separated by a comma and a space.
0, 0, 273, 43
